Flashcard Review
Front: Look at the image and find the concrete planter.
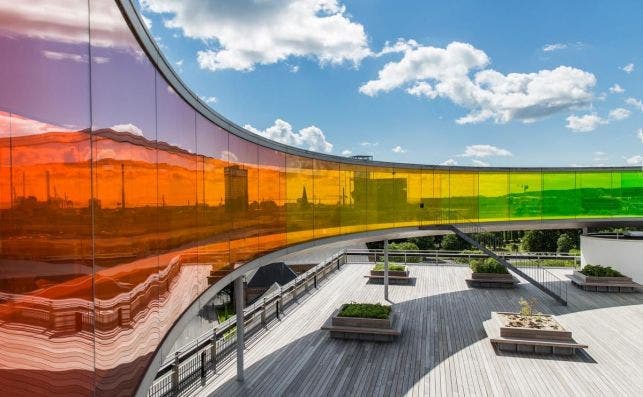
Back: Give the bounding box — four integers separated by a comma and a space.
332, 304, 392, 329
573, 270, 632, 284
497, 312, 572, 341
322, 305, 403, 342
486, 312, 587, 356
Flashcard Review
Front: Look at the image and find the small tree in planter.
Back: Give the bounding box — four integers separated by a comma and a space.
486, 297, 588, 355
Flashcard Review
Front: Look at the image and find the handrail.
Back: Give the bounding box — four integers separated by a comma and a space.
148, 249, 347, 397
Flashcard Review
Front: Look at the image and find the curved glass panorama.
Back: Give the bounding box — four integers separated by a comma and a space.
1, 0, 643, 396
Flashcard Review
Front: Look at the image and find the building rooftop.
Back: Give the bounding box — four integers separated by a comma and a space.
198, 263, 643, 396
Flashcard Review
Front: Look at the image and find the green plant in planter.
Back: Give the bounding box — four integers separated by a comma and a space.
372, 263, 406, 272
581, 264, 623, 277
469, 257, 509, 274
338, 303, 391, 319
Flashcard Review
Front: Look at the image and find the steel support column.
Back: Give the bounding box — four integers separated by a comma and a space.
234, 276, 245, 382
384, 239, 389, 300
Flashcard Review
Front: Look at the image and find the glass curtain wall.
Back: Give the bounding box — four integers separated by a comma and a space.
1, 1, 643, 396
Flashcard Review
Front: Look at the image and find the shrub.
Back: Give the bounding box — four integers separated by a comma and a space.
338, 303, 391, 319
581, 264, 623, 277
469, 257, 508, 274
518, 297, 537, 316
372, 263, 406, 272
556, 234, 575, 253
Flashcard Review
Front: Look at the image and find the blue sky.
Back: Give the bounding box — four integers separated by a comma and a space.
137, 0, 642, 167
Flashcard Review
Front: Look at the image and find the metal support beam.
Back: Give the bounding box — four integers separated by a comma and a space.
234, 276, 245, 382
384, 239, 389, 300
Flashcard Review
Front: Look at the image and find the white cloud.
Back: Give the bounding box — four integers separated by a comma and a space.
111, 123, 144, 136
141, 0, 371, 72
609, 108, 631, 121
360, 141, 378, 147
141, 14, 153, 29
622, 63, 635, 74
176, 59, 184, 67
200, 96, 218, 104
460, 144, 512, 158
360, 41, 596, 125
42, 50, 87, 63
244, 118, 333, 153
625, 155, 642, 165
471, 159, 490, 167
637, 129, 643, 143
609, 84, 625, 94
593, 151, 608, 162
565, 114, 608, 132
376, 38, 420, 56
542, 43, 567, 52
341, 149, 352, 156
391, 145, 406, 154
626, 97, 643, 112
406, 81, 438, 99
289, 65, 300, 73
441, 158, 458, 166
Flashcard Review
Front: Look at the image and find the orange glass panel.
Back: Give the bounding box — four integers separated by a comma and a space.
339, 163, 367, 234
257, 146, 286, 255
286, 154, 314, 245
313, 159, 341, 239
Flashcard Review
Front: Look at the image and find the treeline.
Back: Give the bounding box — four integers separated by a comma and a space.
366, 228, 608, 254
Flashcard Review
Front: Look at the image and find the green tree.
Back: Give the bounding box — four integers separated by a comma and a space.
389, 241, 419, 251
556, 234, 575, 253
408, 236, 437, 250
440, 234, 470, 251
521, 230, 558, 252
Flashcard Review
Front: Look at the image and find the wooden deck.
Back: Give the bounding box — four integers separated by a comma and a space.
197, 263, 643, 396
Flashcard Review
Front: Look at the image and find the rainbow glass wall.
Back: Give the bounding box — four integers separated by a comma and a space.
1, 1, 643, 396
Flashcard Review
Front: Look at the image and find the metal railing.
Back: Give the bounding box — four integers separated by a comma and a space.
447, 224, 569, 305
147, 250, 347, 397
344, 248, 580, 267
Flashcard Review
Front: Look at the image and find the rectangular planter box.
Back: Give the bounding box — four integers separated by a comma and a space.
497, 312, 572, 341
573, 270, 632, 284
332, 305, 392, 329
471, 272, 513, 281
370, 269, 409, 278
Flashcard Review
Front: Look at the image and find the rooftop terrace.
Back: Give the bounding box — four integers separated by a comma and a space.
198, 262, 643, 396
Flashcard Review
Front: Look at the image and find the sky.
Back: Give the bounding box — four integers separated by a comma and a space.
136, 0, 642, 167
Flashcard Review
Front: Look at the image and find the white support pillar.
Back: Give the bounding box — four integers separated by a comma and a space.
234, 276, 245, 382
384, 239, 389, 300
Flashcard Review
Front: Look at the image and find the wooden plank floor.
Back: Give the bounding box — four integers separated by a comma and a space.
197, 263, 643, 397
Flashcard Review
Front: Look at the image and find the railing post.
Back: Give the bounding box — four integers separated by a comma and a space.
200, 350, 206, 379
210, 330, 217, 373
314, 272, 317, 288
260, 298, 266, 326
171, 351, 180, 396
